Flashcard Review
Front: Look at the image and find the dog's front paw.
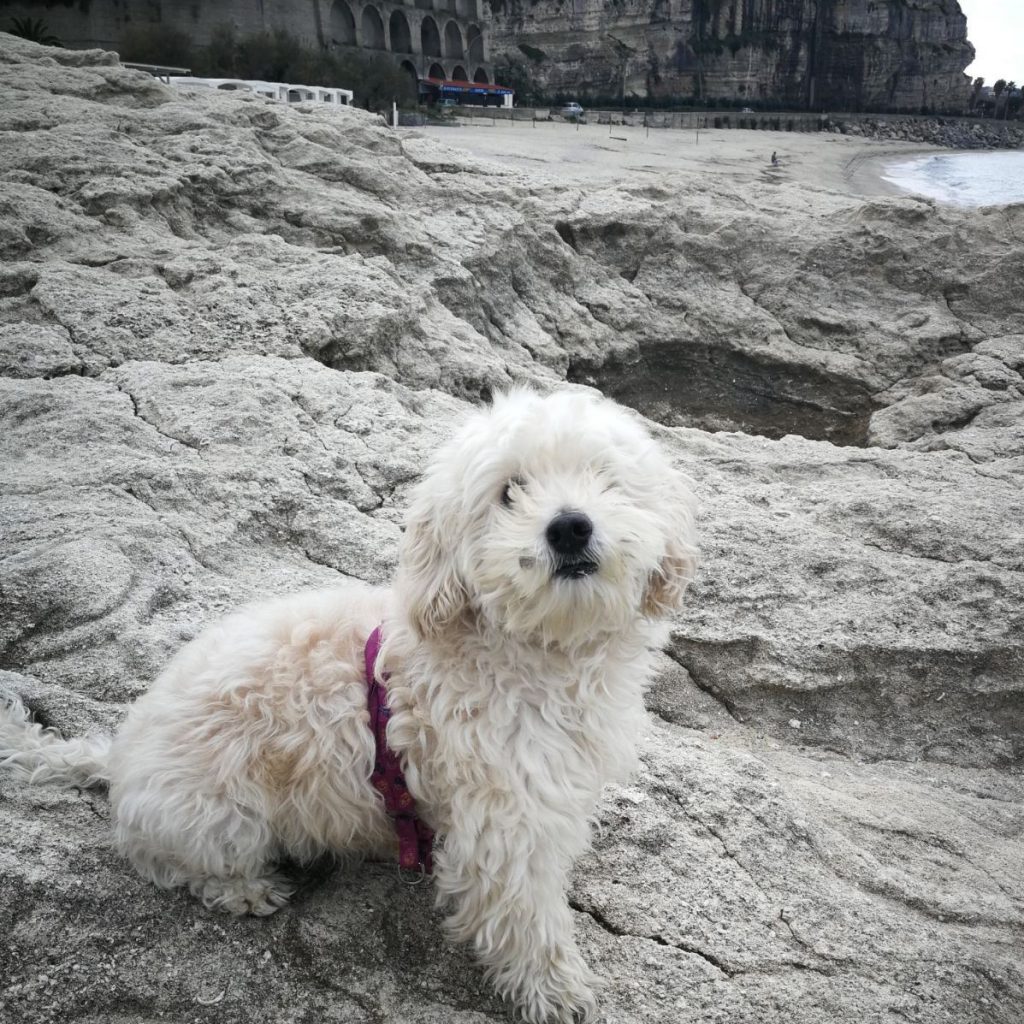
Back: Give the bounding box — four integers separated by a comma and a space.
511, 948, 599, 1024
189, 874, 293, 916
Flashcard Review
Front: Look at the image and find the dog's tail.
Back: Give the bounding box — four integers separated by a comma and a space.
0, 698, 112, 789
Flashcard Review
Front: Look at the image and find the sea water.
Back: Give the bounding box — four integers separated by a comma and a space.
883, 150, 1024, 206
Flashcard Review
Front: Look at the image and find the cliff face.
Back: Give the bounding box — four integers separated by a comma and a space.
489, 0, 975, 112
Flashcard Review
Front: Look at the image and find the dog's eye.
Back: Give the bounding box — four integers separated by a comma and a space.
501, 477, 525, 507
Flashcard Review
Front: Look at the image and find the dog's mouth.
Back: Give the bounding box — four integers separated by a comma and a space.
553, 559, 600, 580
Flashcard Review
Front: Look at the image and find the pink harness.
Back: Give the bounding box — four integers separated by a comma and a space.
364, 626, 434, 873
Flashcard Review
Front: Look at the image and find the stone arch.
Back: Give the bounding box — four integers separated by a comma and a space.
443, 20, 463, 60
360, 5, 385, 49
467, 23, 483, 63
473, 67, 488, 84
421, 17, 441, 57
388, 10, 412, 53
428, 61, 445, 80
452, 64, 467, 81
330, 0, 357, 46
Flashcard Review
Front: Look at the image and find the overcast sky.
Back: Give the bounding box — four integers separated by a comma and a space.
959, 0, 1024, 83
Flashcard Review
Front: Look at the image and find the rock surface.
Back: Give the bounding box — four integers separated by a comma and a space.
1, 34, 1022, 1024
492, 0, 974, 112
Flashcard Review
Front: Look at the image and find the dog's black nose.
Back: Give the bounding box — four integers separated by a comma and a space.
545, 512, 593, 555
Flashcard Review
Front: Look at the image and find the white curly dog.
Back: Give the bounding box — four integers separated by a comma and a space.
1, 388, 697, 1023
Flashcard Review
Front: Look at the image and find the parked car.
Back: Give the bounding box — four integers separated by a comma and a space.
559, 101, 585, 118
439, 97, 458, 108
740, 106, 754, 113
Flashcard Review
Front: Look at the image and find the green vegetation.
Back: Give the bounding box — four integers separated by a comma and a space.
970, 76, 1021, 120
1003, 81, 1020, 119
328, 51, 416, 110
119, 25, 193, 68
517, 43, 547, 64
115, 25, 415, 110
688, 28, 781, 57
494, 56, 541, 106
8, 17, 62, 47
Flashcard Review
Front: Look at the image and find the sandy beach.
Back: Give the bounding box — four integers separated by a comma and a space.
417, 119, 935, 197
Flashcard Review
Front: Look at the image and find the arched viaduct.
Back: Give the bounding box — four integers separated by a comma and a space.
0, 0, 495, 86
327, 0, 491, 84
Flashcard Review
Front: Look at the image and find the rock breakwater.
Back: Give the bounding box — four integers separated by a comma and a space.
829, 116, 1024, 149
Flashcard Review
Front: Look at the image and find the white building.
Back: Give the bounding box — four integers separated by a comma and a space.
166, 76, 353, 106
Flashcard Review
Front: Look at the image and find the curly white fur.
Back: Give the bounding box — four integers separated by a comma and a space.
0, 388, 697, 1023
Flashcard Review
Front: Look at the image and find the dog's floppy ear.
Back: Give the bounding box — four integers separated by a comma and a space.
642, 472, 699, 619
397, 487, 469, 639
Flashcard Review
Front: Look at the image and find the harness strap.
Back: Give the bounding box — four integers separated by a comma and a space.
365, 626, 434, 874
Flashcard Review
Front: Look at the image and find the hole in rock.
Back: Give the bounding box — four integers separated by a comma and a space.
569, 340, 878, 445
554, 221, 577, 250
22, 701, 54, 731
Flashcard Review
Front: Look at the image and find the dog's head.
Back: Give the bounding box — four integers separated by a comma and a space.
396, 389, 698, 647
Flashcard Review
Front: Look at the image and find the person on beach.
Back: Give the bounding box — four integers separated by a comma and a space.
771, 151, 779, 166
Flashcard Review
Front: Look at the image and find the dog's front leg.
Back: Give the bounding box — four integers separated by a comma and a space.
434, 799, 598, 1024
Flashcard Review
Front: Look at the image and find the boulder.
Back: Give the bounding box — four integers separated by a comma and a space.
1, 34, 1021, 1024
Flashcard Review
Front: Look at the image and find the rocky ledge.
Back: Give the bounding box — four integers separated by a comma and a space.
0, 34, 1021, 1024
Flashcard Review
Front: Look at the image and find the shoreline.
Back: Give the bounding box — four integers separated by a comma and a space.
839, 146, 937, 198
417, 121, 956, 201
422, 121, 1023, 206
864, 147, 1024, 207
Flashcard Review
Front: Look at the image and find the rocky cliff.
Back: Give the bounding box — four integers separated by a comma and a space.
1, 33, 1022, 1024
490, 0, 974, 112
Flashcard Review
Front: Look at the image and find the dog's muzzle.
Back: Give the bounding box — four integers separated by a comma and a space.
546, 511, 599, 580
553, 559, 600, 580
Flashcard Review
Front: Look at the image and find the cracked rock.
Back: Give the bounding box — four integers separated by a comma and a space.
1, 32, 1021, 1024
